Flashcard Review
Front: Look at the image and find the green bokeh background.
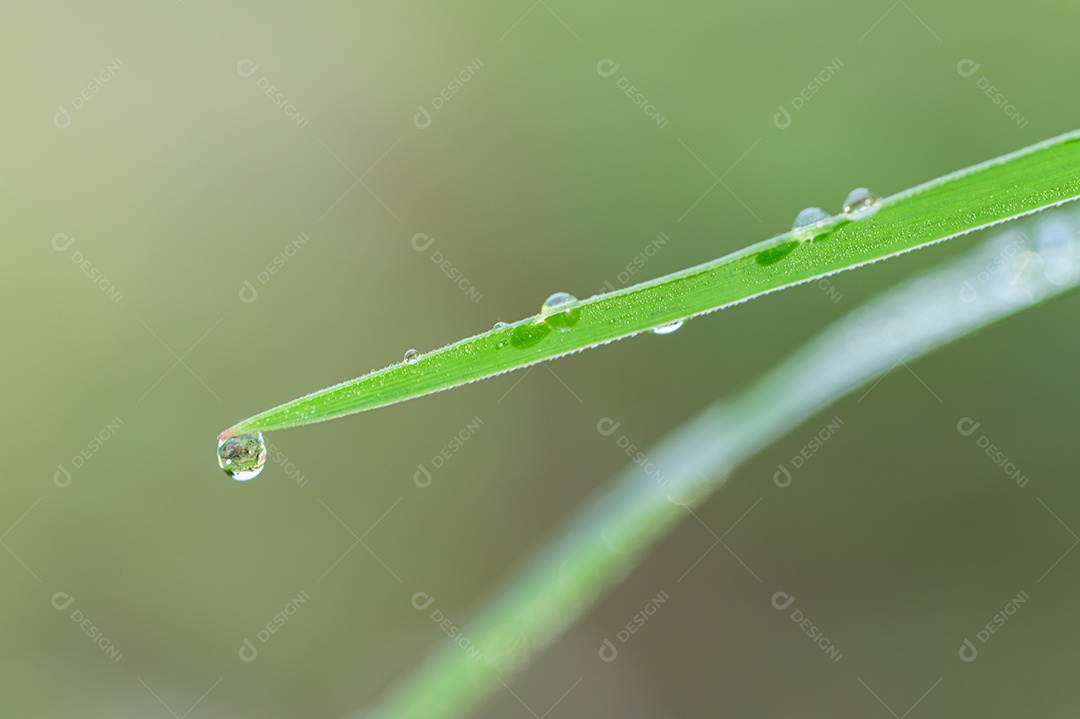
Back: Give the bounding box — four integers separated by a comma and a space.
3, 1, 1079, 717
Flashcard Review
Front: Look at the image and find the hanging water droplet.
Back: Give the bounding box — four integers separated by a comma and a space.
217, 433, 267, 481
792, 207, 831, 230
540, 292, 580, 330
403, 349, 421, 364
841, 187, 880, 218
652, 320, 683, 335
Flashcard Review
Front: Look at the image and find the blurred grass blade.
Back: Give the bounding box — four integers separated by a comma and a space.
357, 208, 1080, 719
222, 130, 1080, 437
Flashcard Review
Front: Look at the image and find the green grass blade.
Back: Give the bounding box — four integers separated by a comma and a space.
356, 207, 1080, 719
222, 130, 1080, 437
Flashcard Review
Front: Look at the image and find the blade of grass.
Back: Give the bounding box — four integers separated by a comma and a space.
355, 208, 1080, 719
222, 130, 1080, 438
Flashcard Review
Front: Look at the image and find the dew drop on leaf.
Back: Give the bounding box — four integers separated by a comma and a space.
540, 292, 580, 330
792, 207, 831, 230
217, 433, 267, 481
841, 187, 880, 218
651, 320, 684, 335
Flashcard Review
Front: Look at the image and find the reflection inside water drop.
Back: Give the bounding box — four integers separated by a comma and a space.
403, 349, 421, 364
217, 432, 267, 481
540, 292, 580, 330
842, 187, 880, 218
792, 207, 831, 230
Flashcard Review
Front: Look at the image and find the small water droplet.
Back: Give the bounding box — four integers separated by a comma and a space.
792, 207, 831, 230
218, 433, 267, 481
493, 321, 509, 330
540, 292, 580, 330
652, 320, 683, 335
403, 349, 421, 364
841, 187, 880, 218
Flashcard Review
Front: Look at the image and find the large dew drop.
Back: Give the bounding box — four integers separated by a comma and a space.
792, 207, 831, 230
403, 349, 421, 364
540, 292, 581, 330
652, 320, 684, 335
841, 187, 880, 218
218, 433, 267, 481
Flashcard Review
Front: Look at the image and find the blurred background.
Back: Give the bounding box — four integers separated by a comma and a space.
3, 0, 1079, 716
